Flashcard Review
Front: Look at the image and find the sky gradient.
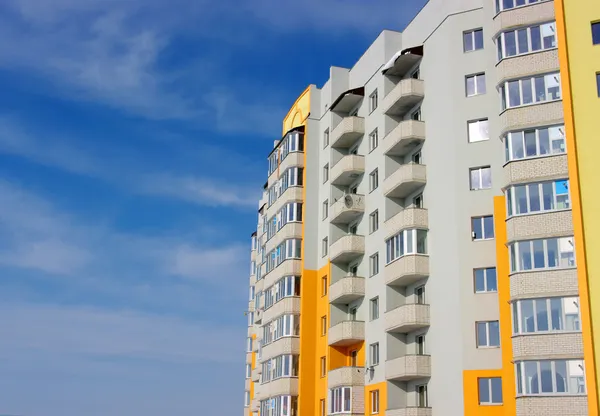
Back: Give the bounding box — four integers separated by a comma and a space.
0, 1, 427, 415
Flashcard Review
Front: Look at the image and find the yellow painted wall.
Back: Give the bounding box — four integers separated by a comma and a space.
250, 333, 256, 406
555, 1, 600, 411
463, 197, 513, 415
282, 87, 311, 135
365, 381, 386, 416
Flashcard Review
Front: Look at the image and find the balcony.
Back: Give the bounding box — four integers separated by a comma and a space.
383, 46, 423, 78
251, 368, 260, 382
328, 366, 365, 388
330, 155, 365, 186
330, 235, 365, 264
331, 116, 365, 148
328, 320, 365, 346
385, 208, 428, 239
384, 164, 426, 199
382, 78, 425, 116
245, 378, 251, 390
387, 408, 432, 416
385, 255, 429, 287
329, 276, 365, 304
386, 355, 431, 381
384, 120, 426, 156
385, 304, 430, 333
330, 194, 365, 224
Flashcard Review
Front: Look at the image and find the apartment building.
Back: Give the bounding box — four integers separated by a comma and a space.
242, 0, 600, 415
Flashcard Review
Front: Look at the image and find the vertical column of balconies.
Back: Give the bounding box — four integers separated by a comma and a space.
380, 50, 431, 415
494, 2, 588, 414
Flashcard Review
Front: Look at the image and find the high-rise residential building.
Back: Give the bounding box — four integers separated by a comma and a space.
242, 0, 600, 415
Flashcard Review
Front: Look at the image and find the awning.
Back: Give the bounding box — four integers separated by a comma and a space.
382, 45, 424, 77
329, 87, 365, 113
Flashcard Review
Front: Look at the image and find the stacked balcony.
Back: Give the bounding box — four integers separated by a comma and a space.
385, 304, 430, 333
384, 163, 427, 198
331, 155, 365, 186
328, 320, 365, 346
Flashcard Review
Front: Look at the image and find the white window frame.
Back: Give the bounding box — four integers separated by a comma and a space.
244, 391, 251, 407
512, 296, 581, 334
323, 200, 329, 219
370, 389, 380, 414
478, 377, 503, 405
329, 386, 352, 414
476, 321, 500, 348
369, 210, 379, 233
509, 236, 576, 273
469, 166, 492, 190
506, 179, 570, 217
504, 124, 566, 162
500, 72, 562, 111
496, 0, 550, 13
370, 298, 379, 321
474, 267, 498, 293
323, 163, 329, 183
471, 215, 495, 240
369, 253, 379, 276
369, 90, 378, 113
369, 128, 379, 152
515, 359, 586, 396
466, 73, 487, 97
322, 237, 328, 257
324, 128, 330, 148
385, 229, 428, 264
464, 28, 484, 52
496, 22, 557, 61
369, 342, 380, 366
468, 119, 490, 143
369, 169, 379, 192
246, 363, 252, 378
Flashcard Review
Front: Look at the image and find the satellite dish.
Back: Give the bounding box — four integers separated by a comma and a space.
344, 194, 354, 208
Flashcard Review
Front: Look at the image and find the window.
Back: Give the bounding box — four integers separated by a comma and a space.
496, 22, 557, 60
466, 73, 486, 96
415, 286, 426, 304
251, 235, 257, 251
247, 311, 254, 326
244, 391, 251, 407
323, 164, 329, 183
320, 356, 327, 377
416, 334, 426, 355
320, 399, 326, 416
247, 337, 253, 352
385, 229, 428, 264
512, 296, 581, 334
260, 395, 298, 416
249, 286, 255, 301
370, 389, 380, 414
477, 321, 500, 347
267, 202, 303, 240
369, 90, 378, 112
260, 354, 300, 383
469, 166, 492, 190
411, 108, 421, 120
468, 119, 489, 143
321, 316, 327, 336
496, 0, 547, 13
472, 215, 495, 240
509, 236, 575, 273
416, 385, 428, 407
515, 359, 586, 395
506, 179, 570, 216
350, 350, 358, 367
324, 129, 330, 148
479, 377, 503, 405
246, 363, 252, 378
369, 169, 379, 192
329, 387, 351, 414
369, 253, 379, 276
322, 237, 328, 257
504, 125, 566, 162
370, 298, 379, 321
369, 129, 379, 152
413, 194, 423, 208
260, 314, 300, 346
349, 307, 357, 321
593, 22, 600, 45
474, 267, 498, 293
264, 275, 301, 310
323, 200, 328, 219
370, 210, 379, 233
411, 151, 422, 164
369, 342, 380, 366
321, 276, 328, 297
500, 72, 562, 110
266, 239, 302, 273
464, 29, 484, 52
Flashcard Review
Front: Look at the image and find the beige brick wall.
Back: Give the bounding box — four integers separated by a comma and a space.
383, 163, 427, 196
327, 366, 365, 388
381, 78, 425, 114
267, 151, 303, 189
384, 208, 429, 239
503, 154, 568, 186
261, 336, 300, 362
382, 119, 426, 156
263, 259, 302, 291
386, 408, 432, 416
491, 0, 555, 35
512, 332, 584, 360
497, 49, 559, 84
267, 186, 303, 221
330, 235, 365, 262
385, 254, 430, 287
331, 116, 365, 148
265, 222, 302, 253
328, 321, 365, 346
329, 277, 365, 304
516, 396, 588, 416
385, 304, 430, 332
506, 210, 573, 242
499, 101, 564, 136
385, 355, 431, 380
260, 377, 299, 396
352, 386, 365, 415
261, 296, 301, 325
510, 268, 578, 300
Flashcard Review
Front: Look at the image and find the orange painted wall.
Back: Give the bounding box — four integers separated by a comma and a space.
365, 381, 386, 416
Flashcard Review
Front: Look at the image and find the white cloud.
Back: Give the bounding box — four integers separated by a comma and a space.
0, 301, 242, 364
170, 244, 247, 280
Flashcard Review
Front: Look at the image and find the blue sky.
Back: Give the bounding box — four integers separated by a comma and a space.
0, 1, 427, 415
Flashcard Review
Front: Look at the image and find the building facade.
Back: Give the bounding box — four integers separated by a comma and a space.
242, 0, 600, 415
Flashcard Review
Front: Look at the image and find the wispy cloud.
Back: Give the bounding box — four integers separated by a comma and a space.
0, 116, 261, 208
